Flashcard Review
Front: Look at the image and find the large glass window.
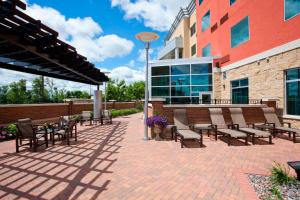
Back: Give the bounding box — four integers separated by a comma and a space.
231, 78, 249, 104
191, 63, 212, 74
191, 44, 196, 56
152, 87, 169, 97
199, 0, 203, 5
285, 0, 300, 20
152, 77, 169, 86
171, 65, 190, 75
231, 17, 249, 48
171, 86, 190, 96
151, 66, 169, 76
201, 11, 210, 32
171, 75, 190, 86
202, 43, 211, 57
230, 0, 236, 6
286, 68, 300, 115
192, 86, 212, 92
191, 75, 212, 85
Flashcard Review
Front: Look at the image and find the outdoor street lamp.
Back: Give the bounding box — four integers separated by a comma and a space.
135, 32, 159, 140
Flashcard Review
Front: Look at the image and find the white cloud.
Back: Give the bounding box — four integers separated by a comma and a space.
111, 0, 191, 31
100, 66, 145, 84
24, 2, 134, 62
138, 48, 154, 62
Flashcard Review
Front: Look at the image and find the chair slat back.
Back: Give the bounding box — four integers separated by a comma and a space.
16, 118, 34, 138
262, 107, 282, 127
173, 109, 189, 130
102, 110, 111, 119
82, 111, 91, 120
209, 108, 227, 129
229, 108, 247, 128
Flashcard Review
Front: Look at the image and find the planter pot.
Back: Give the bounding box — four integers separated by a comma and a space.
153, 125, 163, 141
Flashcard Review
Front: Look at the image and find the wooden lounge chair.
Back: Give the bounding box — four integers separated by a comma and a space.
229, 108, 272, 145
101, 110, 112, 124
52, 120, 77, 145
173, 109, 203, 148
209, 108, 248, 146
258, 107, 300, 143
16, 118, 48, 152
80, 111, 92, 126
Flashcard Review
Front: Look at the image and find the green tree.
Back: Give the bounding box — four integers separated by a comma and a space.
0, 85, 8, 104
6, 80, 29, 104
31, 76, 49, 103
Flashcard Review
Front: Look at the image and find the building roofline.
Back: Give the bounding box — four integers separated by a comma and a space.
164, 0, 196, 42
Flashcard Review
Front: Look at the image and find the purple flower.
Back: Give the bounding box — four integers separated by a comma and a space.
146, 116, 168, 128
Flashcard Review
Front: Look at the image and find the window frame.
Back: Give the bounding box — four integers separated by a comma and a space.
285, 67, 300, 116
191, 44, 197, 56
201, 10, 211, 32
231, 78, 249, 104
202, 43, 211, 57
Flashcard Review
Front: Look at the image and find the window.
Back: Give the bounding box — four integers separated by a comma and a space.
201, 11, 210, 32
191, 75, 212, 85
191, 44, 196, 56
190, 23, 196, 37
231, 78, 249, 104
152, 87, 169, 97
286, 68, 300, 115
199, 0, 203, 5
191, 63, 212, 74
230, 0, 236, 6
285, 0, 300, 20
202, 43, 211, 57
171, 86, 190, 96
231, 17, 249, 48
171, 65, 190, 75
151, 66, 169, 76
171, 75, 190, 86
151, 77, 169, 86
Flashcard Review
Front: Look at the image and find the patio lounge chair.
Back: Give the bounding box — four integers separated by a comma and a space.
80, 111, 92, 126
209, 108, 248, 146
52, 120, 77, 145
16, 118, 48, 152
258, 107, 300, 143
229, 108, 272, 145
173, 109, 203, 148
101, 110, 112, 124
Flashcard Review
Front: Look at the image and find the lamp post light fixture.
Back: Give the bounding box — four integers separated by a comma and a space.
135, 32, 159, 140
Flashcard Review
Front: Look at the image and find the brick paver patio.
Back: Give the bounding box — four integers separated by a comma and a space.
0, 113, 300, 200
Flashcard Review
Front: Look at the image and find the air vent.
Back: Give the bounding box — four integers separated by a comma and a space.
211, 23, 218, 33
220, 13, 229, 25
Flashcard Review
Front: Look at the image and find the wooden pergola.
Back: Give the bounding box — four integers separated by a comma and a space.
0, 0, 108, 85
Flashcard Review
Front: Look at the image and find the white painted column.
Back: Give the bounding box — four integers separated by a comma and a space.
175, 48, 179, 59
93, 90, 102, 119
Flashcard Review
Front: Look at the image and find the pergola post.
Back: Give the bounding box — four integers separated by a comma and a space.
93, 85, 102, 121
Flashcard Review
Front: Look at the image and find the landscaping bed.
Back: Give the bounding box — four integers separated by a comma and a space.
111, 108, 142, 118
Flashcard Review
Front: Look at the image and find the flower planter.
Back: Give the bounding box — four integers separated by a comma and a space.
153, 125, 163, 141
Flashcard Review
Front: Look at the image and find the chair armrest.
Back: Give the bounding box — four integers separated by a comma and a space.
283, 122, 291, 128
246, 122, 254, 128
211, 124, 217, 130
265, 122, 276, 128
228, 124, 239, 130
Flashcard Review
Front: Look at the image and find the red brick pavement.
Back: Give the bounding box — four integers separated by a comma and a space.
0, 113, 299, 200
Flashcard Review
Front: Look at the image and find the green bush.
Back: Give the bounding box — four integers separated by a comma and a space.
271, 162, 294, 185
111, 109, 141, 118
268, 186, 283, 200
6, 124, 17, 136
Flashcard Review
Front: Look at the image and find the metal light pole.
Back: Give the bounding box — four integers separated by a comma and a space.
135, 32, 159, 140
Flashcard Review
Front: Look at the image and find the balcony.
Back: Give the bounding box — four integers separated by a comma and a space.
158, 37, 183, 60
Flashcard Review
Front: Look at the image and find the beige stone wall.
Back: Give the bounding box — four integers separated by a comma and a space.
216, 47, 300, 128
189, 11, 197, 57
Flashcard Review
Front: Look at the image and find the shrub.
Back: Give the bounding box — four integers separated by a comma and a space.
6, 124, 17, 136
271, 162, 294, 185
111, 108, 141, 118
269, 186, 283, 200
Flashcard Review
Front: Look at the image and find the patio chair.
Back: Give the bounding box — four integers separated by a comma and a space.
258, 107, 300, 143
50, 116, 70, 145
16, 118, 48, 152
173, 109, 203, 148
80, 111, 92, 126
229, 108, 272, 145
52, 120, 77, 145
209, 108, 248, 146
101, 110, 112, 124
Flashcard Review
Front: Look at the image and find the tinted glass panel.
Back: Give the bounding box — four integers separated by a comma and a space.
286, 68, 300, 80
286, 82, 300, 115
199, 0, 203, 5
231, 17, 249, 48
171, 75, 190, 86
191, 75, 212, 85
152, 87, 169, 96
171, 86, 190, 96
231, 80, 240, 88
152, 66, 169, 76
171, 65, 190, 75
192, 86, 212, 92
285, 0, 300, 20
240, 78, 249, 87
232, 88, 249, 104
152, 77, 169, 86
191, 44, 196, 56
202, 11, 210, 32
191, 92, 200, 96
202, 43, 211, 57
190, 23, 196, 37
171, 97, 191, 104
191, 63, 212, 74
230, 0, 236, 5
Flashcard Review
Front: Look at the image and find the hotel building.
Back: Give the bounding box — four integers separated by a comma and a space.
149, 0, 300, 126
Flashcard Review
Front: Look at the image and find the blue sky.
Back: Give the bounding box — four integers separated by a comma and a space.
0, 0, 191, 91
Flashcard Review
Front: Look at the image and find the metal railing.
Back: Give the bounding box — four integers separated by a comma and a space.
164, 99, 263, 105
